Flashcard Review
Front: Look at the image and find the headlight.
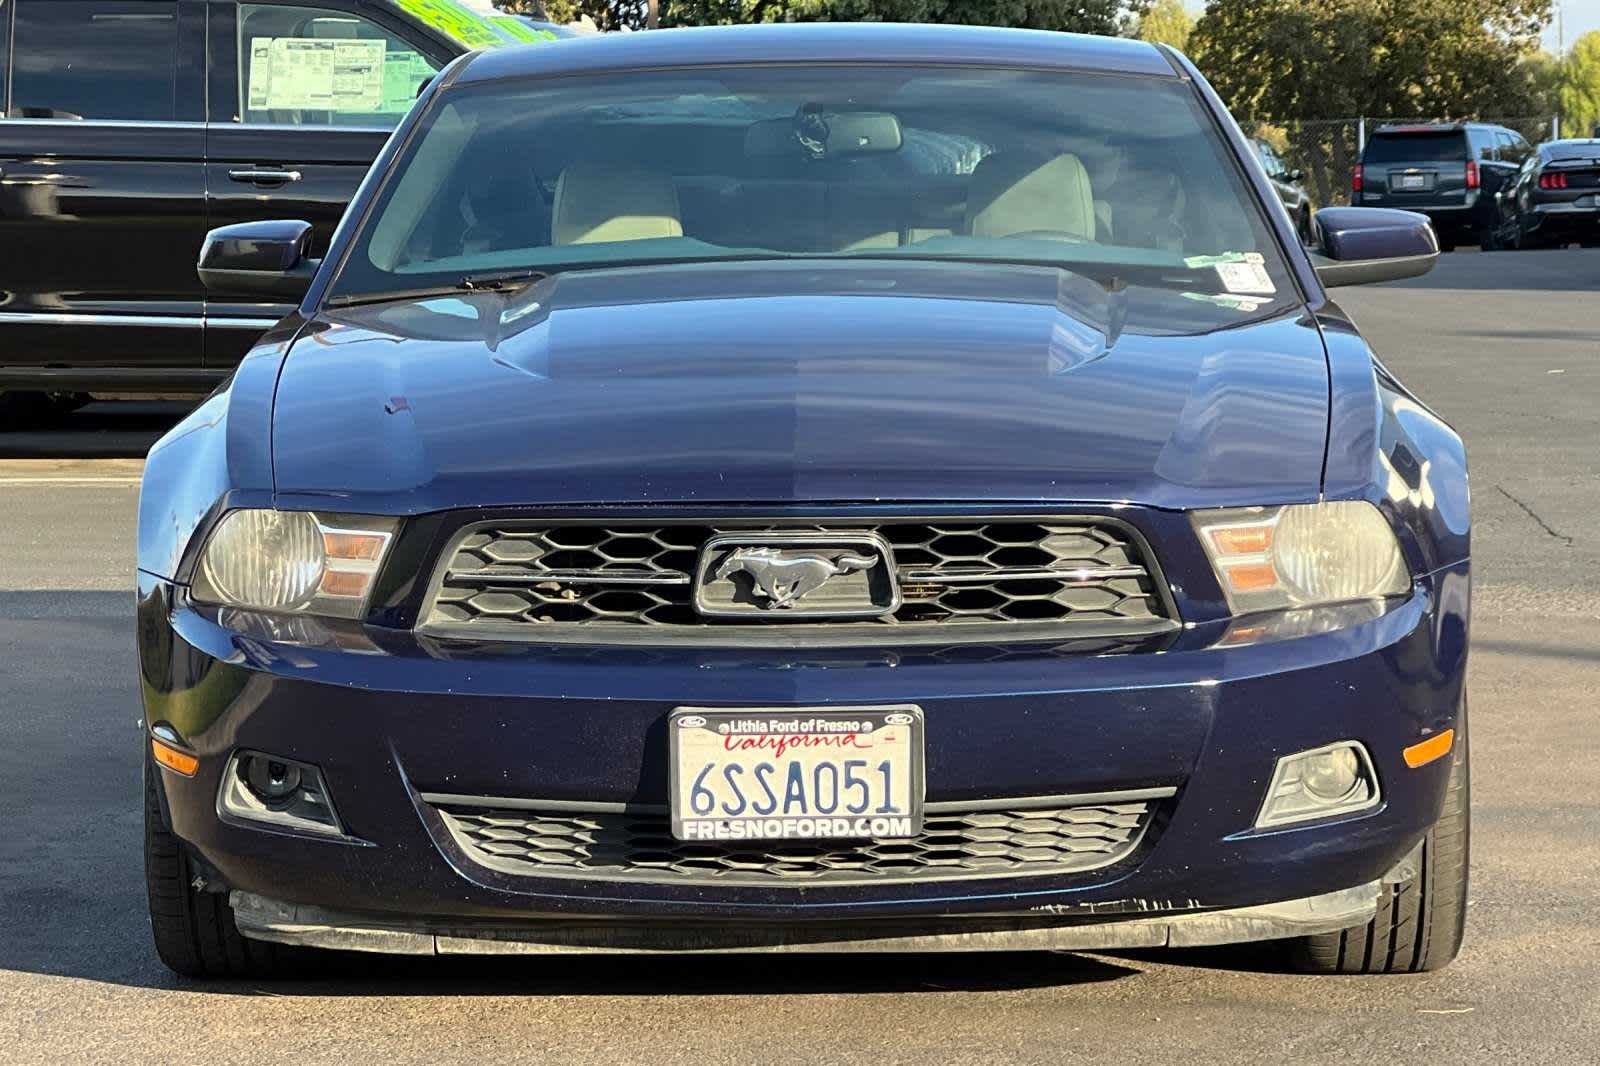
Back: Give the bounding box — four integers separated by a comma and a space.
191, 510, 398, 619
1192, 501, 1408, 614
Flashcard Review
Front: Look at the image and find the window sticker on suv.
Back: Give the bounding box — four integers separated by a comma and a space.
391, 0, 514, 49
247, 38, 389, 112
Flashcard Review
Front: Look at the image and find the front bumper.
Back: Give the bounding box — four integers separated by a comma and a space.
230, 880, 1384, 955
139, 560, 1468, 942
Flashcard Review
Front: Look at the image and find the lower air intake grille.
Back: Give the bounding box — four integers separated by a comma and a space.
419, 517, 1172, 641
430, 794, 1165, 886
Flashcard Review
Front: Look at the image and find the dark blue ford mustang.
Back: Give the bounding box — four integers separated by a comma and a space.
138, 24, 1471, 977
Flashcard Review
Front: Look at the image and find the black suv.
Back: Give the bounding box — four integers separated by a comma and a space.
0, 0, 539, 425
1352, 122, 1531, 251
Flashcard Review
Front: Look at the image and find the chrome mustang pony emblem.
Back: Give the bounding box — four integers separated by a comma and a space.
712, 547, 878, 610
693, 533, 900, 619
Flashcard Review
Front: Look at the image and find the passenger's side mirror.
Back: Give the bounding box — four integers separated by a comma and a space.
198, 220, 320, 299
1310, 207, 1438, 288
1285, 168, 1305, 183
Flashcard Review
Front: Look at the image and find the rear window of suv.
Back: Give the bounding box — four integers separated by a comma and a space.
1364, 132, 1468, 164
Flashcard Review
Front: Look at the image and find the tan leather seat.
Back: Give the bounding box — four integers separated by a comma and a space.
551, 164, 684, 246
964, 154, 1095, 241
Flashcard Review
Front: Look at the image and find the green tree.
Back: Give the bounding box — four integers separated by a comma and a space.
1135, 0, 1192, 51
1559, 31, 1600, 137
658, 0, 1138, 34
1189, 0, 1553, 122
501, 0, 1147, 37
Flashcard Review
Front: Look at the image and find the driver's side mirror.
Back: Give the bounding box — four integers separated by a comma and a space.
198, 219, 321, 299
1284, 168, 1305, 183
1310, 207, 1438, 287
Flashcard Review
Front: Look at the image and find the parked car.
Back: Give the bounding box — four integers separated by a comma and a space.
1248, 138, 1315, 243
0, 0, 541, 426
1495, 138, 1600, 249
138, 25, 1469, 979
1352, 121, 1530, 250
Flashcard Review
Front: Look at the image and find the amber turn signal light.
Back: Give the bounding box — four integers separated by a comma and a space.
152, 737, 199, 777
1402, 728, 1455, 769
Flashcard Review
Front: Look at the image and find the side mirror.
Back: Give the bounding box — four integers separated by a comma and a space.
1310, 207, 1438, 288
1285, 168, 1306, 183
198, 220, 320, 299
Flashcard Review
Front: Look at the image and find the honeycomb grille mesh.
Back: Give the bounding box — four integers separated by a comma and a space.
435, 799, 1158, 884
422, 519, 1167, 633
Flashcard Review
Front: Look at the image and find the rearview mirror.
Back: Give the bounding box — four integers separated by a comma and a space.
1310, 207, 1438, 288
198, 220, 320, 299
744, 111, 904, 159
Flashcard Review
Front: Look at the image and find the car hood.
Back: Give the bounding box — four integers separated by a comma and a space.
271, 261, 1330, 512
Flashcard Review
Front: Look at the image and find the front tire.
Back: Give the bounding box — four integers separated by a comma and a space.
145, 763, 302, 978
1291, 705, 1470, 973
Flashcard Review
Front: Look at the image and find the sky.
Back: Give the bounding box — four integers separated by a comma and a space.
1546, 0, 1600, 52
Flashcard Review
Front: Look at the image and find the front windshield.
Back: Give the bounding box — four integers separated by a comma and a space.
330, 65, 1297, 319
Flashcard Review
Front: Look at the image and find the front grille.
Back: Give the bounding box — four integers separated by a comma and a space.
420, 517, 1171, 640
431, 793, 1167, 886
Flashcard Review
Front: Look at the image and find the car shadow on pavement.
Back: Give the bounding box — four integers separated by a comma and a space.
141, 950, 1145, 996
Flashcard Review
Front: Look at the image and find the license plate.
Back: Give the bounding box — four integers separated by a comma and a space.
669, 706, 924, 842
1395, 173, 1426, 190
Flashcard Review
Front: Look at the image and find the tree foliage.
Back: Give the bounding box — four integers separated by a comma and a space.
659, 0, 1138, 35
1559, 32, 1600, 137
1134, 0, 1191, 52
1189, 0, 1554, 121
497, 0, 1144, 37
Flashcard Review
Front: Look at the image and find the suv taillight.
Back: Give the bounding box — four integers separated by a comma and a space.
1466, 160, 1479, 189
1539, 172, 1569, 190
1351, 166, 1363, 194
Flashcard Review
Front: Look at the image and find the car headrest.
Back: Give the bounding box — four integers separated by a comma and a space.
551, 164, 684, 246
964, 154, 1095, 241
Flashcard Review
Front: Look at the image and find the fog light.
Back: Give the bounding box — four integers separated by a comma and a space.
220, 751, 344, 837
246, 757, 303, 801
1255, 741, 1379, 828
1302, 747, 1361, 800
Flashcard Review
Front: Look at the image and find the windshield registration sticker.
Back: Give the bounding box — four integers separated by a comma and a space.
1215, 258, 1276, 295
1184, 291, 1265, 313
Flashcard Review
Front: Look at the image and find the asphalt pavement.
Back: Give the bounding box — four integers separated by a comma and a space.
0, 250, 1596, 1064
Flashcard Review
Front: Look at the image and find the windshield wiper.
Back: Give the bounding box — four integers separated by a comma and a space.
325, 269, 553, 309
457, 269, 549, 292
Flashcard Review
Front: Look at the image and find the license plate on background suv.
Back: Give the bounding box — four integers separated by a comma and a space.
1395, 173, 1426, 190
669, 706, 924, 842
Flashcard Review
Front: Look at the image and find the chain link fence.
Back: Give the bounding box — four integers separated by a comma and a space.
1243, 117, 1558, 209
